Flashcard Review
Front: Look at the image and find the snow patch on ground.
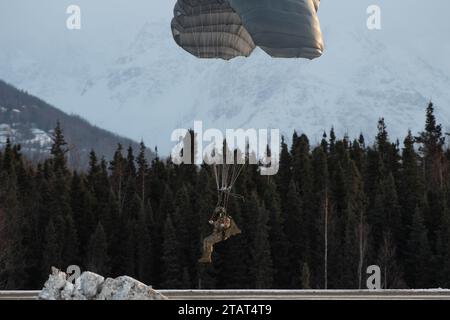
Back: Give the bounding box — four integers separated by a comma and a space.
0, 123, 52, 149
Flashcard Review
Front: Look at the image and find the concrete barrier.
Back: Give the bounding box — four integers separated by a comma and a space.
1, 289, 450, 300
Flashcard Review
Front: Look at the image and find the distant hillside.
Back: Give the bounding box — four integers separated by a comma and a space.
0, 80, 154, 168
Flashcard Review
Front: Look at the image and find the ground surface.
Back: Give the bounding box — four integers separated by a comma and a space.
1, 290, 450, 300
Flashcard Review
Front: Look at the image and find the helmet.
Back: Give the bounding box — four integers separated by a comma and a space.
214, 206, 226, 215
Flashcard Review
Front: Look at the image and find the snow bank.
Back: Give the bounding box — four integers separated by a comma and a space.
39, 267, 167, 300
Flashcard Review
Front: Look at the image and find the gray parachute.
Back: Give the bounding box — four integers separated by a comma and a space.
171, 0, 324, 60
171, 0, 256, 60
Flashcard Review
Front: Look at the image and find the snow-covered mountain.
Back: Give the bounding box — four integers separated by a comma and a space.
0, 80, 153, 168
1, 0, 449, 153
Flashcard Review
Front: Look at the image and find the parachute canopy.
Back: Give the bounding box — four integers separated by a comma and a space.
171, 0, 324, 60
171, 0, 256, 60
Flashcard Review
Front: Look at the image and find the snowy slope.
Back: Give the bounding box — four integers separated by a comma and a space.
0, 80, 154, 168
0, 0, 449, 153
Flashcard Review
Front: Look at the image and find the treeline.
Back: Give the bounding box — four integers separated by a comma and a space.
1, 103, 450, 290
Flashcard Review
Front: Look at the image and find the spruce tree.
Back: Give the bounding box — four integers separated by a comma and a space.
312, 146, 330, 289
62, 215, 80, 268
405, 207, 432, 288
50, 121, 69, 173
276, 136, 292, 209
0, 169, 26, 289
42, 219, 61, 275
70, 172, 93, 254
87, 150, 99, 182
87, 223, 110, 276
248, 199, 273, 289
172, 185, 194, 268
342, 162, 366, 289
122, 146, 138, 217
383, 173, 402, 247
417, 102, 445, 157
109, 144, 126, 213
416, 102, 446, 189
135, 211, 153, 284
161, 214, 182, 288
284, 180, 305, 287
136, 141, 149, 208
152, 185, 175, 286
291, 134, 314, 265
264, 179, 290, 288
329, 127, 336, 153
350, 135, 366, 175
399, 131, 423, 241
123, 221, 137, 278
376, 118, 389, 159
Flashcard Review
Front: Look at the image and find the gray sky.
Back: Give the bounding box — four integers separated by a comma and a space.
1, 0, 449, 151
1, 0, 449, 63
1, 0, 449, 91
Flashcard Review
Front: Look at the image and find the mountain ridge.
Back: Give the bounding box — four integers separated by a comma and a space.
0, 80, 154, 168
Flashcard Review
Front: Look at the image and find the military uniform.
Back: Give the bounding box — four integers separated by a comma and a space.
198, 207, 241, 263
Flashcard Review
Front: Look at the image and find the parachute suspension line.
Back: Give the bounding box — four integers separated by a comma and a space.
207, 142, 247, 250
222, 160, 228, 192
214, 3, 218, 57
214, 163, 222, 208
217, 3, 221, 57
209, 4, 214, 58
198, 2, 205, 58
232, 7, 239, 54
218, 2, 222, 58
209, 0, 248, 211
213, 162, 221, 207
211, 145, 246, 212
222, 1, 228, 58
191, 3, 199, 58
226, 1, 241, 208
218, 3, 223, 58
221, 161, 230, 210
227, 163, 243, 208
223, 160, 230, 208
213, 162, 220, 191
230, 161, 244, 190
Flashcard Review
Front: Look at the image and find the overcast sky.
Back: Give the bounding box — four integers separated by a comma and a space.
1, 0, 449, 64
1, 1, 449, 90
1, 1, 449, 150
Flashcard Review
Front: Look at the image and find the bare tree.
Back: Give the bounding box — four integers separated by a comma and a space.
323, 189, 329, 289
377, 231, 404, 289
357, 209, 369, 289
0, 208, 6, 270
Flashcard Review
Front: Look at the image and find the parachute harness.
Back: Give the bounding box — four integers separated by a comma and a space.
212, 153, 245, 212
